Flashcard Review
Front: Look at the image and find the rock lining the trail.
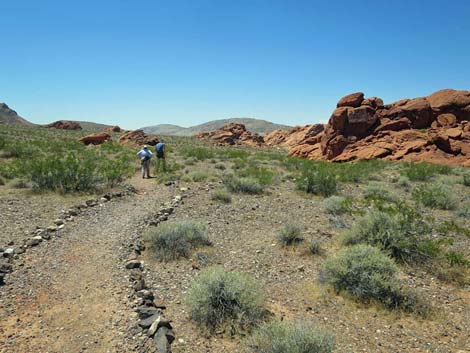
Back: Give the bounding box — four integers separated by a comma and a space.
123, 192, 186, 353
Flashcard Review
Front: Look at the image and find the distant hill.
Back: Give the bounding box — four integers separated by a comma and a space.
0, 103, 33, 125
70, 121, 114, 132
142, 118, 292, 136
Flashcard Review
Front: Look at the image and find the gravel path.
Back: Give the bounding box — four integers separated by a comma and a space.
0, 179, 174, 353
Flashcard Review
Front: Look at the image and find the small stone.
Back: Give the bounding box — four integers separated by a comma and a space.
136, 290, 154, 300
147, 315, 161, 337
138, 313, 160, 329
0, 262, 13, 273
125, 260, 142, 269
26, 238, 41, 247
54, 219, 64, 226
47, 226, 58, 232
136, 306, 159, 320
133, 279, 146, 291
3, 248, 14, 257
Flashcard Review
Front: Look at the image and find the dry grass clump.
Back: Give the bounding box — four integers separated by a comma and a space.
211, 189, 232, 204
277, 224, 303, 246
247, 320, 335, 353
224, 177, 264, 194
322, 196, 351, 215
412, 182, 457, 210
144, 221, 211, 261
186, 267, 266, 333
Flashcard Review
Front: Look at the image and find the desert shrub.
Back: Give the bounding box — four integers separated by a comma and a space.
0, 176, 5, 185
180, 146, 215, 160
412, 182, 457, 210
363, 182, 394, 202
401, 162, 451, 181
11, 179, 30, 189
144, 221, 211, 261
457, 202, 470, 218
188, 170, 210, 182
297, 167, 337, 197
322, 196, 351, 215
463, 173, 470, 187
323, 245, 399, 304
186, 267, 265, 333
247, 320, 335, 353
308, 239, 324, 255
397, 176, 411, 188
214, 163, 226, 170
237, 165, 275, 186
445, 251, 470, 267
224, 177, 264, 194
211, 189, 232, 203
343, 206, 433, 263
185, 157, 198, 165
277, 224, 303, 246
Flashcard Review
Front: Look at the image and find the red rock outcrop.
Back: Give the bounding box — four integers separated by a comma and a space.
46, 120, 82, 130
283, 89, 470, 166
195, 123, 264, 147
79, 132, 112, 145
103, 125, 122, 133
118, 129, 159, 147
265, 124, 324, 148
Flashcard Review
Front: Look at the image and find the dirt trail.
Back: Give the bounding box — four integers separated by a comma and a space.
0, 178, 173, 353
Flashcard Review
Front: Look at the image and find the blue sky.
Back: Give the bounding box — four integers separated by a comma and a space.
1, 0, 469, 129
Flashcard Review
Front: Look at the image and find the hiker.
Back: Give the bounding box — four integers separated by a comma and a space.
155, 140, 166, 173
136, 145, 153, 178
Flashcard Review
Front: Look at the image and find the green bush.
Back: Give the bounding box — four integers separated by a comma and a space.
297, 167, 337, 197
323, 245, 399, 304
463, 173, 470, 186
363, 182, 394, 202
308, 239, 324, 255
397, 176, 411, 189
211, 189, 232, 204
457, 202, 470, 218
224, 177, 264, 194
0, 176, 5, 186
144, 221, 211, 261
187, 170, 210, 182
322, 196, 351, 215
237, 165, 275, 186
180, 146, 215, 160
186, 267, 265, 333
247, 320, 335, 353
214, 163, 226, 170
277, 224, 303, 246
412, 182, 457, 210
401, 162, 451, 181
343, 206, 433, 263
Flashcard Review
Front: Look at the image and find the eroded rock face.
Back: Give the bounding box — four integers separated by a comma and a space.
79, 132, 112, 145
195, 123, 264, 147
118, 130, 159, 147
46, 120, 82, 130
283, 89, 470, 166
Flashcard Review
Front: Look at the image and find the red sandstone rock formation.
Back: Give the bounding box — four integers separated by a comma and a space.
46, 120, 82, 130
118, 129, 159, 147
104, 125, 122, 133
79, 132, 112, 145
286, 89, 470, 166
195, 123, 265, 147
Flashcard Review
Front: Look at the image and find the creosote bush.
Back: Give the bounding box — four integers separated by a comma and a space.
462, 173, 470, 187
144, 221, 211, 261
412, 182, 457, 210
277, 224, 303, 246
186, 267, 266, 333
211, 189, 232, 204
247, 320, 335, 353
297, 167, 337, 197
224, 177, 264, 194
322, 195, 351, 215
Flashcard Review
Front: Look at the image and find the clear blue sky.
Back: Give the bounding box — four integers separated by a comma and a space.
1, 0, 469, 129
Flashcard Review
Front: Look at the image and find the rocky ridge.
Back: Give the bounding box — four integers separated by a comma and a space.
272, 89, 470, 166
194, 123, 265, 147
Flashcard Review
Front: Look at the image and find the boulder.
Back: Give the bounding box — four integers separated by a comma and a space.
79, 132, 112, 145
46, 120, 82, 130
195, 123, 264, 147
337, 92, 364, 108
119, 130, 159, 147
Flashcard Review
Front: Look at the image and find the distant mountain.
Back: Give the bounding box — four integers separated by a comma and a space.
70, 121, 114, 132
0, 103, 33, 125
142, 118, 292, 136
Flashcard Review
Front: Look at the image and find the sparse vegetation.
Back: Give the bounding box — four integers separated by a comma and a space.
463, 173, 470, 186
308, 239, 324, 255
144, 221, 211, 261
401, 162, 451, 181
343, 205, 434, 263
211, 189, 232, 203
247, 320, 335, 353
277, 224, 303, 246
322, 196, 351, 215
186, 267, 266, 333
224, 177, 264, 194
297, 166, 337, 197
412, 182, 458, 210
363, 182, 394, 202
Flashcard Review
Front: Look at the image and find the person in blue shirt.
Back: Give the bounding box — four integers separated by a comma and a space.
136, 145, 153, 178
155, 140, 166, 173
